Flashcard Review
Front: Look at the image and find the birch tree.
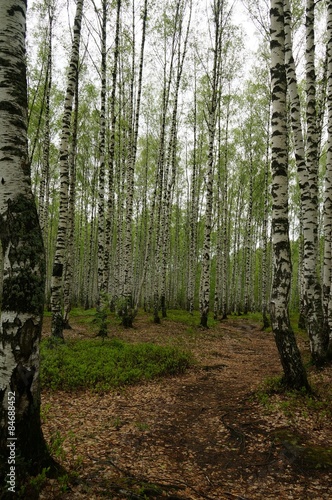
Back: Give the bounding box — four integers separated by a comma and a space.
187, 73, 200, 314
324, 0, 332, 357
121, 0, 148, 327
159, 0, 192, 319
150, 0, 183, 324
284, 0, 328, 364
50, 0, 84, 339
0, 0, 56, 481
96, 0, 108, 313
301, 0, 326, 363
104, 0, 121, 307
199, 0, 224, 327
38, 0, 54, 242
269, 0, 309, 390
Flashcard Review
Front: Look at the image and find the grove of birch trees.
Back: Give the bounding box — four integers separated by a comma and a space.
24, 0, 332, 370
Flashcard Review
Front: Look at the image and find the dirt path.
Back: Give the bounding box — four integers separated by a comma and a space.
40, 315, 332, 499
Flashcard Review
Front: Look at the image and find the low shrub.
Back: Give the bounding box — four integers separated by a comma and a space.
40, 338, 193, 392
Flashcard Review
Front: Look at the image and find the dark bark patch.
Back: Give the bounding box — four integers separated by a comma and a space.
0, 195, 45, 314
7, 4, 26, 17
52, 263, 63, 278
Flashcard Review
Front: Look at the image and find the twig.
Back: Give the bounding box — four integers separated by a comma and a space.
224, 493, 250, 500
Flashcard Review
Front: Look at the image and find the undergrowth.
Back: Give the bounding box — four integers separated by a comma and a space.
40, 338, 193, 392
255, 374, 332, 424
165, 309, 218, 328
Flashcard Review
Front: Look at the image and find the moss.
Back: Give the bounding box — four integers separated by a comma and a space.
272, 428, 332, 470
302, 446, 332, 469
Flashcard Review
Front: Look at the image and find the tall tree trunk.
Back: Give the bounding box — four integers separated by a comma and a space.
284, 0, 327, 363
160, 0, 192, 319
187, 77, 199, 315
122, 0, 148, 327
96, 0, 108, 317
0, 0, 58, 484
261, 124, 271, 329
152, 1, 179, 324
50, 0, 84, 339
220, 94, 230, 320
38, 1, 53, 240
63, 74, 79, 328
301, 0, 327, 363
284, 0, 307, 330
244, 144, 253, 315
104, 0, 121, 306
270, 0, 310, 390
38, 1, 54, 303
325, 0, 332, 357
199, 0, 223, 327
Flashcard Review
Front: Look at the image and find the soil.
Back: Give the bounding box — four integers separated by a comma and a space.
40, 314, 332, 499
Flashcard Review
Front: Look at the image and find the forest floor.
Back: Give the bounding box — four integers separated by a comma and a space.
40, 312, 332, 500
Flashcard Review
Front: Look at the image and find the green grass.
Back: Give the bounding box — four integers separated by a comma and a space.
70, 307, 97, 317
40, 337, 193, 392
165, 309, 218, 328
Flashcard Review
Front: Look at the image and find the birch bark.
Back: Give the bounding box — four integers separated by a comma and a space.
284, 0, 327, 363
0, 0, 56, 477
270, 0, 309, 389
302, 0, 326, 363
121, 0, 148, 327
96, 0, 108, 314
324, 0, 332, 356
199, 0, 223, 327
50, 0, 84, 339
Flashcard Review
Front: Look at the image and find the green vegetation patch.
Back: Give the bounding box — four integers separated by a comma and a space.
165, 309, 218, 328
40, 338, 193, 392
272, 429, 332, 470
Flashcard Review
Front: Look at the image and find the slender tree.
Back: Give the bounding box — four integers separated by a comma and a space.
301, 0, 326, 363
38, 0, 54, 240
150, 0, 182, 324
187, 71, 199, 315
159, 0, 192, 319
121, 0, 148, 327
324, 0, 332, 356
269, 0, 309, 390
63, 72, 79, 328
104, 0, 121, 305
96, 0, 108, 313
50, 0, 84, 339
199, 0, 224, 327
284, 0, 328, 363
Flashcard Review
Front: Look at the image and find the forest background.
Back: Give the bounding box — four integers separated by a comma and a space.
25, 0, 331, 359
2, 0, 332, 496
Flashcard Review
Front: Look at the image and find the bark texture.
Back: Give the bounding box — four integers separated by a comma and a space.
270, 0, 309, 390
50, 0, 84, 339
0, 0, 57, 486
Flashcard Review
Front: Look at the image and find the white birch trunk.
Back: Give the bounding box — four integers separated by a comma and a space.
187, 86, 199, 315
96, 0, 108, 324
302, 0, 326, 362
50, 0, 84, 339
0, 0, 55, 477
325, 0, 332, 356
160, 0, 191, 319
270, 0, 309, 390
122, 0, 147, 326
63, 77, 79, 327
104, 0, 121, 304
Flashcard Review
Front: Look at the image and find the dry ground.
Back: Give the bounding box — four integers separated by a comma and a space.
40, 313, 332, 499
